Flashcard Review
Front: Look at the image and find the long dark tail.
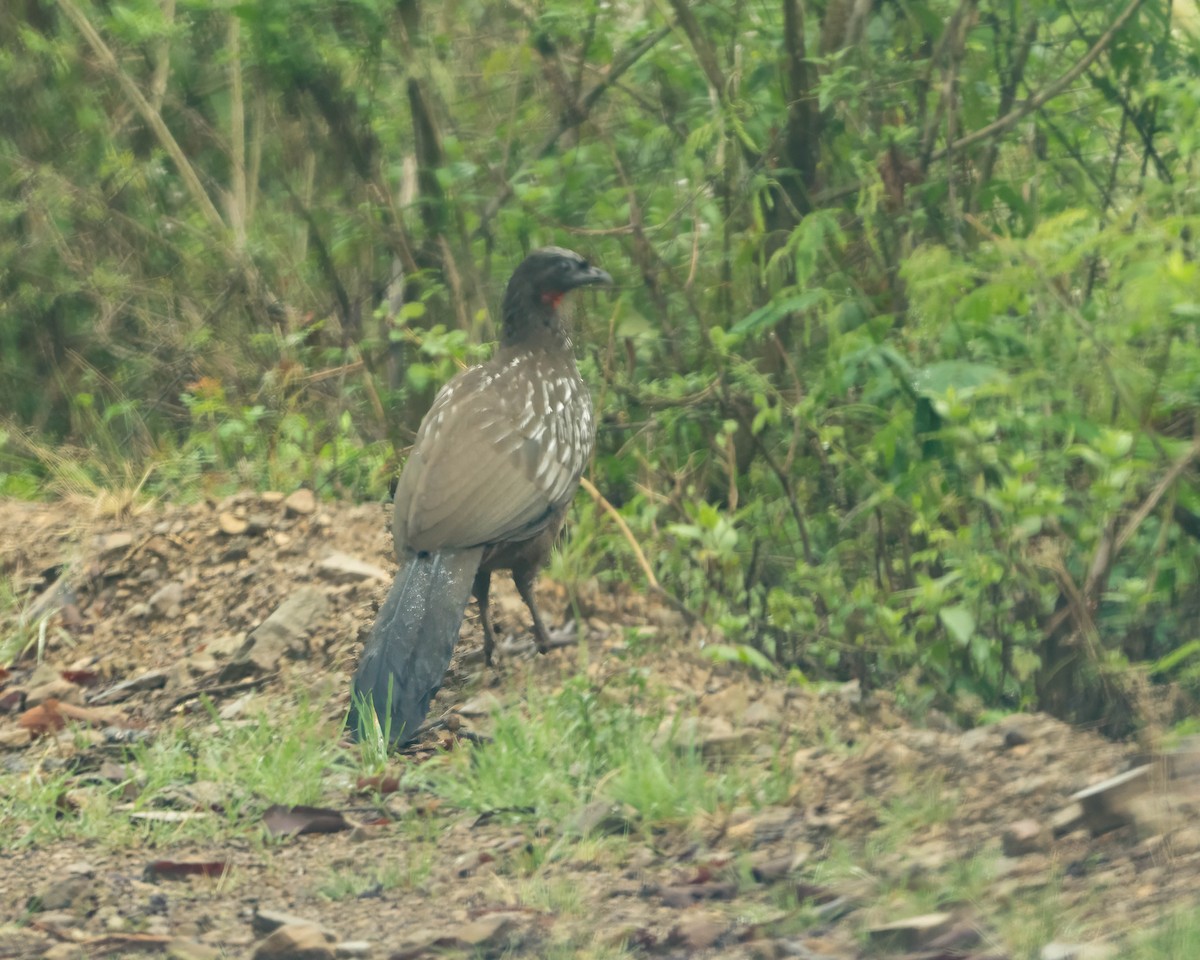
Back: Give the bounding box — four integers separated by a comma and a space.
349, 546, 483, 744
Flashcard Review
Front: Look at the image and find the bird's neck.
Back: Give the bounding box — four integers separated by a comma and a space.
499, 299, 575, 357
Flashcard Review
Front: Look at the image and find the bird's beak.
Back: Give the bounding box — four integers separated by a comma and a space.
570, 265, 613, 290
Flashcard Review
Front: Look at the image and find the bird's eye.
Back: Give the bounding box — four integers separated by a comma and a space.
557, 260, 573, 273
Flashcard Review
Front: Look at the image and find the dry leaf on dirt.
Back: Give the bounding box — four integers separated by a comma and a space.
19, 697, 129, 737
18, 699, 67, 736
144, 859, 231, 880
262, 804, 351, 838
354, 775, 400, 796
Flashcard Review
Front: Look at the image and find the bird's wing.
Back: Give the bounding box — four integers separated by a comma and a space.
392, 359, 589, 553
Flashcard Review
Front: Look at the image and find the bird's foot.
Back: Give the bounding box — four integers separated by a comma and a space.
536, 621, 579, 654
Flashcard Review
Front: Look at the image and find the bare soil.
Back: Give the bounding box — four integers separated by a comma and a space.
0, 494, 1197, 960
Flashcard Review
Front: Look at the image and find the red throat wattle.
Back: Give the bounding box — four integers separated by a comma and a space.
541, 290, 565, 308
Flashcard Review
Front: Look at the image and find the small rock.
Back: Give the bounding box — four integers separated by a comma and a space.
91, 670, 169, 705
868, 912, 955, 950
25, 677, 84, 708
43, 945, 86, 960
246, 514, 273, 535
334, 944, 371, 959
743, 700, 776, 726
1050, 802, 1085, 837
1041, 942, 1119, 960
927, 922, 984, 951
1003, 819, 1049, 857
654, 714, 755, 758
456, 693, 501, 717
284, 489, 316, 516
658, 882, 737, 907
148, 581, 186, 618
205, 633, 246, 659
728, 806, 797, 847
391, 914, 526, 958
222, 588, 328, 679
218, 512, 249, 536
95, 531, 134, 557
0, 724, 30, 749
1166, 736, 1200, 781
601, 925, 654, 949
65, 861, 95, 878
253, 924, 334, 960
1170, 826, 1200, 854
218, 693, 254, 720
316, 553, 389, 583
252, 910, 338, 940
167, 939, 222, 960
569, 800, 633, 837
249, 588, 328, 653
28, 663, 60, 687
667, 913, 726, 951
218, 544, 249, 564
261, 491, 285, 505
31, 910, 82, 935
30, 876, 97, 913
791, 746, 821, 775
751, 845, 810, 882
1071, 766, 1151, 835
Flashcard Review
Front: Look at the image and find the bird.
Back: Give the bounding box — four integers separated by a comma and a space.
350, 246, 611, 744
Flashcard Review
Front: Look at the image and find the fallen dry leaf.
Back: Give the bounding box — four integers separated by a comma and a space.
19, 699, 67, 736
657, 881, 737, 907
354, 774, 401, 796
262, 804, 351, 838
145, 859, 231, 880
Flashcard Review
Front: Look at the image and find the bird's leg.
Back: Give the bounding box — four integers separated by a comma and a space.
473, 568, 497, 666
513, 567, 555, 654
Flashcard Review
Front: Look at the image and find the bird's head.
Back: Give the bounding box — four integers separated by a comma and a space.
502, 247, 611, 341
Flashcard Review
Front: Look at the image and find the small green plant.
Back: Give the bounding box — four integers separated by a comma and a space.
413, 670, 790, 834
1131, 905, 1200, 959
317, 861, 414, 900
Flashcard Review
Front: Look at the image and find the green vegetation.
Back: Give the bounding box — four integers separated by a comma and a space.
2, 0, 1198, 742
1132, 904, 1200, 959
414, 671, 791, 827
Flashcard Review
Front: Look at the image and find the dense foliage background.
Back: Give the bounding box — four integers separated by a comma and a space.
3, 0, 1199, 734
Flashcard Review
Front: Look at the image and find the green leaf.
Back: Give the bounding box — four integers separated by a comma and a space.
731, 290, 825, 336
912, 361, 1006, 398
939, 606, 976, 647
701, 643, 778, 674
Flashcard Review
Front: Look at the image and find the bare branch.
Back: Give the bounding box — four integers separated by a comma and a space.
928, 0, 1147, 163
56, 0, 227, 236
477, 22, 673, 237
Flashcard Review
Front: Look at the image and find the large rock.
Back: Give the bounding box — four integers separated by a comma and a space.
222, 588, 329, 678
253, 925, 335, 960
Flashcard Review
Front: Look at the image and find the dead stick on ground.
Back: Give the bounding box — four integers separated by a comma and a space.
579, 476, 658, 589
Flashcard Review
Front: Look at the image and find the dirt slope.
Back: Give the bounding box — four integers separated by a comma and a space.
0, 494, 1197, 960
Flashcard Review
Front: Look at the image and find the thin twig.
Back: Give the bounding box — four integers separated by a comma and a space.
56, 0, 227, 235
931, 0, 1146, 162
227, 9, 247, 250
579, 476, 658, 589
815, 0, 1148, 204
476, 22, 673, 236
